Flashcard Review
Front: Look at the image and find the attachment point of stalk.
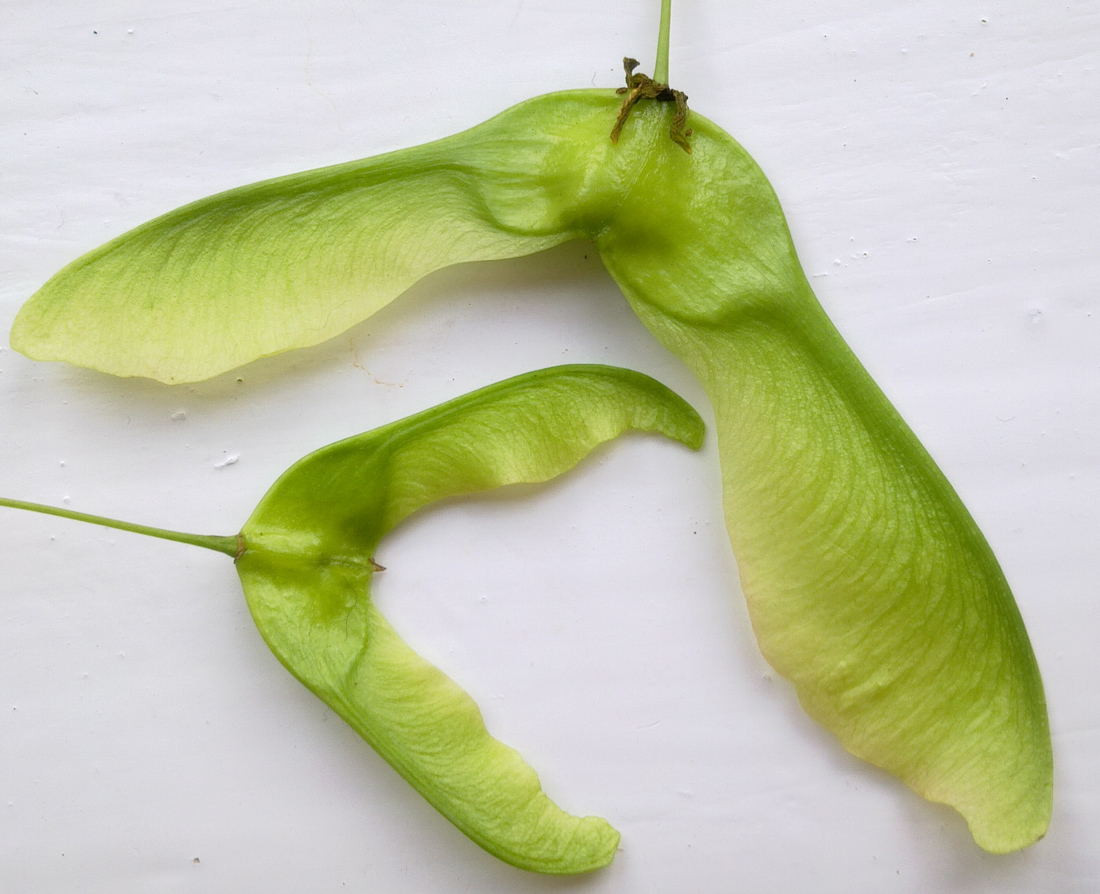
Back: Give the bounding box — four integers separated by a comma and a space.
610, 57, 692, 153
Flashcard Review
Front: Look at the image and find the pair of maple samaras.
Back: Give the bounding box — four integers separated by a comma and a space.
4, 2, 1050, 874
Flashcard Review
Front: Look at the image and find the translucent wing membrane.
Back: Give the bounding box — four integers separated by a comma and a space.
1, 365, 704, 873
237, 365, 704, 872
11, 124, 572, 382
597, 104, 1052, 852
10, 61, 1052, 851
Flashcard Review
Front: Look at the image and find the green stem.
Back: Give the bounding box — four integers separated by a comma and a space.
0, 496, 239, 557
654, 0, 672, 84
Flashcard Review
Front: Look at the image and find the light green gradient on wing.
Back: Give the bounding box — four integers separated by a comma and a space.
11, 74, 1053, 851
11, 127, 577, 383
0, 364, 703, 873
237, 365, 704, 872
595, 102, 1052, 852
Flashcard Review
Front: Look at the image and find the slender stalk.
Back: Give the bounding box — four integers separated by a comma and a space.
0, 496, 239, 557
654, 0, 672, 84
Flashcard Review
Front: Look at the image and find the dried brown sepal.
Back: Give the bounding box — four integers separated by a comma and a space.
611, 57, 692, 153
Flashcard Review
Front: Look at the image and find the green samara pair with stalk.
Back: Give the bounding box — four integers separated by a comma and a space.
1, 0, 1051, 873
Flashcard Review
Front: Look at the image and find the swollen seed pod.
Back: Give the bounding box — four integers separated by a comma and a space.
0, 365, 706, 873
9, 4, 1051, 855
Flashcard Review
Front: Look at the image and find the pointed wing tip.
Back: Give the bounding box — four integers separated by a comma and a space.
587, 363, 705, 450
679, 411, 706, 450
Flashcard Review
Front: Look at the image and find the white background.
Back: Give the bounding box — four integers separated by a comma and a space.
1, 0, 1098, 891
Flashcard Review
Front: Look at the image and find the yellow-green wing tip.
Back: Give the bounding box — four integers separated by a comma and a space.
953, 772, 1052, 854
971, 813, 1050, 855
10, 303, 54, 363
551, 363, 705, 450
577, 817, 622, 869
834, 692, 1053, 853
550, 817, 620, 874
674, 401, 705, 450
498, 815, 620, 874
11, 289, 195, 385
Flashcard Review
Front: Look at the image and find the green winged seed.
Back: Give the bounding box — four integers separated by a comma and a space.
0, 365, 706, 874
10, 3, 1051, 854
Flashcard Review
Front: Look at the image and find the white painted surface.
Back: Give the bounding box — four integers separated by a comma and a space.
1, 1, 1097, 890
